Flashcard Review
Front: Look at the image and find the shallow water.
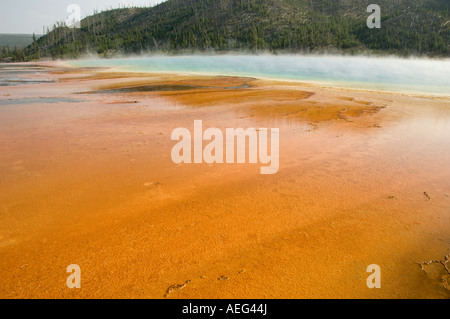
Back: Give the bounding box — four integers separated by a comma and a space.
70, 55, 450, 96
0, 64, 53, 86
0, 97, 83, 105
0, 64, 449, 299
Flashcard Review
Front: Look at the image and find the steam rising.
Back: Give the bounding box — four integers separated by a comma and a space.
70, 55, 450, 95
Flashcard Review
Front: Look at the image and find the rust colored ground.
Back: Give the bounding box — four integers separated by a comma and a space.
0, 63, 449, 298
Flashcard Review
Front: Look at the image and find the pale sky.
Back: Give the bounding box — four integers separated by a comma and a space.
0, 0, 166, 34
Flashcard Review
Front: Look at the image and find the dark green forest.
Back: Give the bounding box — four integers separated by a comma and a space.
2, 0, 449, 61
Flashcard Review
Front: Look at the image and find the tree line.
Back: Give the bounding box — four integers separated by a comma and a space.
1, 0, 448, 61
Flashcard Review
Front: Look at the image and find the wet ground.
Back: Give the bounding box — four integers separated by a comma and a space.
0, 63, 449, 299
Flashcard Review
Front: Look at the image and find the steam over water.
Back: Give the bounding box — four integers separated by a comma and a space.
72, 55, 450, 95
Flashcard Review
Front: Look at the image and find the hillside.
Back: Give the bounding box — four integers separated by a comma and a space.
0, 34, 42, 49
3, 0, 450, 61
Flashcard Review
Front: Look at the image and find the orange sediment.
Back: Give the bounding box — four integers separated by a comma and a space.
0, 64, 449, 298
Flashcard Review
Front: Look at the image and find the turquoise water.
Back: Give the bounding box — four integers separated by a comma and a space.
70, 55, 450, 95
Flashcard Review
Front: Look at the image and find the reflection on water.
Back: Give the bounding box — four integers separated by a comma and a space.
0, 78, 54, 86
0, 64, 53, 86
0, 97, 84, 106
